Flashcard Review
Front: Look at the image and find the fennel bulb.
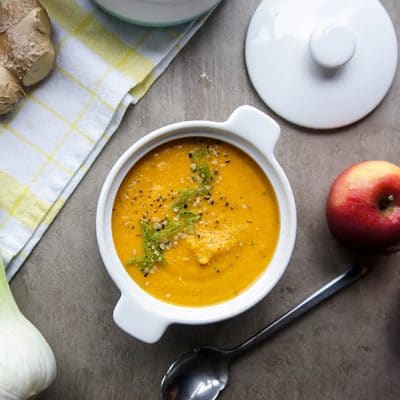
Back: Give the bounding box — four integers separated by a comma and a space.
0, 255, 56, 399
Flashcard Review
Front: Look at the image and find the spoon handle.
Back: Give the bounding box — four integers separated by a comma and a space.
227, 263, 367, 360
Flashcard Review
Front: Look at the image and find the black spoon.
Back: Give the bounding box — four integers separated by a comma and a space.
161, 263, 367, 400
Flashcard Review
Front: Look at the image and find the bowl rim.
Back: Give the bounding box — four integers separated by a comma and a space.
96, 106, 297, 327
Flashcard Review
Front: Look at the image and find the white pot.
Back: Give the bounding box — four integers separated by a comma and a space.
96, 106, 297, 343
94, 0, 222, 27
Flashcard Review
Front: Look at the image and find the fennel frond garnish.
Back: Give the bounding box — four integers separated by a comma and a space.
127, 145, 215, 274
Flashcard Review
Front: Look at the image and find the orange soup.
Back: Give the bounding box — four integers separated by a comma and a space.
112, 139, 279, 306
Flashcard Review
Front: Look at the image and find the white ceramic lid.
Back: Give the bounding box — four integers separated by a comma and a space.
245, 0, 398, 129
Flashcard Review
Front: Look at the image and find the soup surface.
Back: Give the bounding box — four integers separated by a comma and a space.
112, 139, 279, 306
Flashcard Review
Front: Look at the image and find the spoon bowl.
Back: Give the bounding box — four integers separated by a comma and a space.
161, 348, 230, 400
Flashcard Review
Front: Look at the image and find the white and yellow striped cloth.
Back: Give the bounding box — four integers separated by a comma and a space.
0, 0, 214, 279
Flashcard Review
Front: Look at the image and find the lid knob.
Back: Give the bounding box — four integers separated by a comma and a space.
309, 23, 357, 69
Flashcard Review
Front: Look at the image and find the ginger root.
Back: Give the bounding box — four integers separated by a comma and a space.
0, 0, 55, 115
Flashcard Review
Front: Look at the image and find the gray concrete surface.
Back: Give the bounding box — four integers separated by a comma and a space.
11, 1, 400, 399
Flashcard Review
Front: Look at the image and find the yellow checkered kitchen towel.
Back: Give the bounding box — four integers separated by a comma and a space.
0, 0, 214, 279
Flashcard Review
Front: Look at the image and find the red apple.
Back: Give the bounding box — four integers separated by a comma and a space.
326, 160, 400, 252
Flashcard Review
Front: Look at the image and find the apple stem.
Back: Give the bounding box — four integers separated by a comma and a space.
378, 194, 395, 211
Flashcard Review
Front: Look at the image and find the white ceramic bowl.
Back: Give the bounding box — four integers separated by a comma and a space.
94, 0, 221, 27
96, 106, 297, 343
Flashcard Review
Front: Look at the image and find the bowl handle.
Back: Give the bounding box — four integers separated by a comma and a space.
113, 295, 169, 344
222, 105, 281, 155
